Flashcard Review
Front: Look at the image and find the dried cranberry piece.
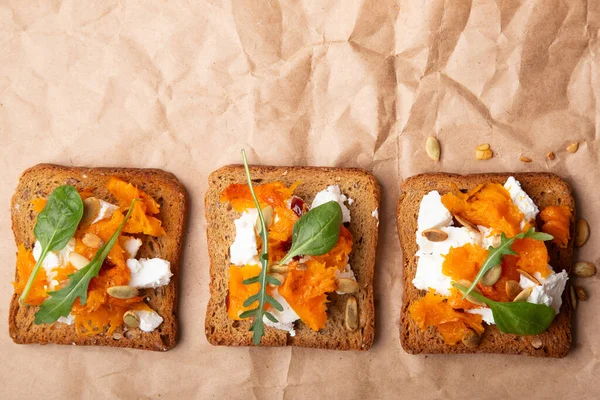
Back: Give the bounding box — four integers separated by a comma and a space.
290, 196, 305, 217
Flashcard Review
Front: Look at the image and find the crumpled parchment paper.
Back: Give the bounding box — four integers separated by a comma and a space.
1, 0, 599, 398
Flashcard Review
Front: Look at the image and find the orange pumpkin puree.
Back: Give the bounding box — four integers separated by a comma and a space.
222, 181, 353, 331
540, 205, 571, 248
409, 291, 485, 345
12, 244, 48, 305
441, 183, 524, 238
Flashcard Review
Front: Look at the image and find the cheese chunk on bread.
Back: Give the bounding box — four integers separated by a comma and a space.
397, 173, 575, 357
9, 164, 187, 351
204, 165, 380, 350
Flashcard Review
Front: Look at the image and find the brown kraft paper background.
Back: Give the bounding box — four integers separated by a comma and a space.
1, 0, 599, 398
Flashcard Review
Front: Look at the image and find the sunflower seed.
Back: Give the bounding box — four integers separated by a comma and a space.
69, 252, 91, 270
520, 155, 532, 163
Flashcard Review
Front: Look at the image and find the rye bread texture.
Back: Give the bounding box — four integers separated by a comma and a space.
397, 173, 575, 358
9, 164, 187, 351
204, 165, 380, 350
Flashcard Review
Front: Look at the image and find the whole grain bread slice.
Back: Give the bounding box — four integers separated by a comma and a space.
397, 173, 575, 358
204, 165, 380, 350
9, 164, 187, 351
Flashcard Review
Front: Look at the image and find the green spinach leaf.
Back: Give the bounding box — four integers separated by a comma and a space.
277, 201, 343, 266
453, 283, 556, 335
34, 199, 138, 324
20, 185, 84, 304
463, 228, 553, 298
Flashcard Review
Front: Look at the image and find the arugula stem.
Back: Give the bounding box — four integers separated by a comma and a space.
19, 248, 48, 305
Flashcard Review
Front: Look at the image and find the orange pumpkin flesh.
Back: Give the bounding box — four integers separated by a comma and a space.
228, 264, 264, 320
540, 205, 571, 248
12, 244, 48, 305
409, 291, 484, 345
220, 181, 301, 212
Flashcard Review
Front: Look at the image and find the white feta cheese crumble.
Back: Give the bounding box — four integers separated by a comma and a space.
123, 237, 143, 258
57, 313, 75, 325
478, 225, 497, 249
371, 208, 379, 226
413, 191, 481, 296
417, 191, 453, 231
230, 208, 260, 266
311, 185, 351, 223
91, 200, 119, 225
521, 270, 568, 314
466, 307, 495, 325
33, 237, 76, 290
126, 258, 172, 289
134, 309, 164, 332
263, 289, 299, 336
504, 176, 539, 227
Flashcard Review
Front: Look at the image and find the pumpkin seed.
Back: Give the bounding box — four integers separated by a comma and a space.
505, 280, 521, 300
531, 337, 543, 349
421, 228, 448, 242
547, 151, 555, 160
345, 296, 358, 331
254, 205, 274, 234
454, 214, 478, 233
461, 328, 481, 348
426, 136, 441, 162
566, 142, 579, 153
82, 232, 104, 249
481, 264, 502, 286
570, 285, 577, 310
575, 219, 589, 247
475, 148, 493, 160
520, 155, 532, 163
267, 273, 285, 287
517, 269, 541, 285
476, 143, 490, 151
573, 262, 597, 278
107, 285, 139, 299
457, 279, 486, 306
513, 287, 532, 302
576, 286, 587, 301
269, 263, 289, 273
337, 278, 359, 294
81, 197, 101, 226
123, 311, 140, 328
69, 252, 91, 270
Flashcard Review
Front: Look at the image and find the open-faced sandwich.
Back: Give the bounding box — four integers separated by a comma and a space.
204, 153, 380, 350
9, 164, 186, 351
397, 173, 574, 357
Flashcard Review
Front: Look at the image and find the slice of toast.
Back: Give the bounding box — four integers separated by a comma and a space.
204, 165, 380, 350
397, 173, 575, 358
9, 164, 187, 351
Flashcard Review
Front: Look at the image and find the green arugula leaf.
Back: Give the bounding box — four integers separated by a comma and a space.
463, 228, 553, 298
20, 185, 84, 304
453, 283, 556, 335
277, 201, 343, 266
239, 150, 283, 345
34, 199, 138, 324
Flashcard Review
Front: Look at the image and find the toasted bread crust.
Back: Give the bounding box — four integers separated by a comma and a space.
397, 172, 575, 357
9, 164, 187, 351
204, 165, 380, 350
